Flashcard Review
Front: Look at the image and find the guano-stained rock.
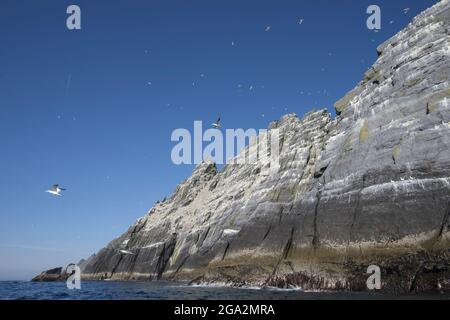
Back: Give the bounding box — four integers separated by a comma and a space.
36, 0, 450, 293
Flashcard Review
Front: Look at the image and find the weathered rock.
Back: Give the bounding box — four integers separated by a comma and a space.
32, 267, 68, 282
32, 258, 93, 282
36, 0, 450, 293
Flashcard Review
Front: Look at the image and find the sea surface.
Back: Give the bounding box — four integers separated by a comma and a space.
0, 281, 448, 300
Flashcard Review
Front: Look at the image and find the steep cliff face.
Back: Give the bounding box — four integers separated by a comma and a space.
79, 0, 449, 292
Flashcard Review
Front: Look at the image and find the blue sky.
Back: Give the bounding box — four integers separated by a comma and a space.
0, 0, 437, 280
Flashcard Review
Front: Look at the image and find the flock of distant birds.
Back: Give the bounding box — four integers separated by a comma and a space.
46, 6, 414, 259
144, 7, 412, 114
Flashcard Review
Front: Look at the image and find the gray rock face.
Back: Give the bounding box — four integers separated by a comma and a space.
32, 267, 70, 282
53, 1, 450, 292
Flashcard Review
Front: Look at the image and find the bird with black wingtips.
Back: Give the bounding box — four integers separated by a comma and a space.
45, 184, 67, 196
212, 117, 221, 129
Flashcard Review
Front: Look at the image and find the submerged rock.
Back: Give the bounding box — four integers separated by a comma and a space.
36, 1, 450, 292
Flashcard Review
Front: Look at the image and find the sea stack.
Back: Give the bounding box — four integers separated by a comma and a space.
36, 0, 450, 293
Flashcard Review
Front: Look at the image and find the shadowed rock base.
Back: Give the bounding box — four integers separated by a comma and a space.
34, 0, 450, 294
32, 267, 69, 282
79, 236, 449, 294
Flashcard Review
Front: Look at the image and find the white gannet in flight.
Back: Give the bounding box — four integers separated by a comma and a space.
119, 249, 135, 255
403, 8, 410, 14
212, 117, 221, 129
46, 184, 66, 196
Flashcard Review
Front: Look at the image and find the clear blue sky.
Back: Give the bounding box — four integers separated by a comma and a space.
0, 0, 437, 280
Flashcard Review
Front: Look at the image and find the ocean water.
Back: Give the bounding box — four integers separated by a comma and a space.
0, 281, 448, 300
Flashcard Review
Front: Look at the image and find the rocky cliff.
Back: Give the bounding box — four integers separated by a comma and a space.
37, 0, 450, 293
32, 266, 73, 282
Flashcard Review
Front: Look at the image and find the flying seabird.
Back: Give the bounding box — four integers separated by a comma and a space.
45, 184, 66, 196
212, 118, 221, 129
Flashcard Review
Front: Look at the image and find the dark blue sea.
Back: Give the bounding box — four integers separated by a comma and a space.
0, 281, 448, 300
